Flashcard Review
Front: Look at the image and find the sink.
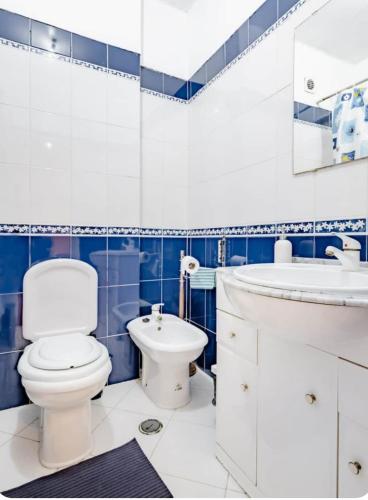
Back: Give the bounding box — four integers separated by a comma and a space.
223, 263, 368, 350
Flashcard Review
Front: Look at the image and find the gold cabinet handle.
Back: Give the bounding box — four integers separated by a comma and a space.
240, 384, 249, 392
305, 393, 317, 405
229, 331, 236, 339
348, 461, 362, 475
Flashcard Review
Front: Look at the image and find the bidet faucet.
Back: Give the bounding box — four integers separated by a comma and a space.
325, 233, 361, 271
151, 303, 164, 322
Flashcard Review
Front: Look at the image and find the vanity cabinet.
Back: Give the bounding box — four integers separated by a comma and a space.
215, 269, 368, 498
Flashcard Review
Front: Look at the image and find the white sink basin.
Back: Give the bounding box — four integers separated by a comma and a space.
223, 263, 368, 351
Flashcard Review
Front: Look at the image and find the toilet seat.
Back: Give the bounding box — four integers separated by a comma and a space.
28, 333, 103, 370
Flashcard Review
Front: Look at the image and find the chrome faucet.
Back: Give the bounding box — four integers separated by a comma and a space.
151, 303, 164, 322
325, 233, 361, 271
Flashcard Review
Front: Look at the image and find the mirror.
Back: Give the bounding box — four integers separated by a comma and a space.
293, 0, 368, 173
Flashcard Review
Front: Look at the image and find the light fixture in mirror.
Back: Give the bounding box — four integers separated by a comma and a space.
293, 0, 368, 173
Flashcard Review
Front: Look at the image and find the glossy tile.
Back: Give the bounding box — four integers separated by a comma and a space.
0, 294, 27, 354
249, 0, 278, 45
140, 280, 162, 317
206, 45, 226, 82
190, 288, 206, 328
107, 285, 139, 335
288, 236, 314, 258
0, 236, 29, 294
0, 351, 28, 410
247, 237, 275, 264
205, 238, 219, 268
226, 238, 247, 266
108, 237, 139, 286
314, 235, 367, 262
278, 0, 299, 18
140, 237, 162, 281
71, 236, 108, 287
141, 68, 163, 94
93, 286, 108, 339
162, 279, 180, 316
205, 291, 216, 333
72, 34, 107, 67
189, 65, 206, 99
163, 74, 188, 100
108, 45, 140, 76
0, 10, 30, 45
162, 238, 187, 279
31, 20, 71, 57
190, 238, 206, 266
225, 20, 249, 65
105, 334, 139, 384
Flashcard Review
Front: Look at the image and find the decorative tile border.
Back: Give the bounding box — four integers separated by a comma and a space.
140, 87, 189, 104
162, 228, 188, 237
108, 227, 140, 236
277, 221, 314, 234
248, 224, 276, 236
0, 224, 29, 234
140, 228, 163, 236
31, 225, 70, 235
315, 219, 366, 234
72, 226, 108, 236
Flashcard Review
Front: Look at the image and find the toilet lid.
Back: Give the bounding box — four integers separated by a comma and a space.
28, 333, 103, 370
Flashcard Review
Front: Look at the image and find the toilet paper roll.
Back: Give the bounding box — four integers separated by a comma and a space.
181, 255, 200, 275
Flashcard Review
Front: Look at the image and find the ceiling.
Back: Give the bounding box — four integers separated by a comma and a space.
158, 0, 198, 13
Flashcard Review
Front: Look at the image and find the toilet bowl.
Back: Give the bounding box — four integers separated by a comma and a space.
128, 314, 208, 409
17, 259, 112, 468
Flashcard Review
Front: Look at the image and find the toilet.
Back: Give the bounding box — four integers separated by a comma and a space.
128, 311, 208, 409
17, 259, 112, 469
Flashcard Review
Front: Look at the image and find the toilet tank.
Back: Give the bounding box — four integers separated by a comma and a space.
23, 259, 98, 341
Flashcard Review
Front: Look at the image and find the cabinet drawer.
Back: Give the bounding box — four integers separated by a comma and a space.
217, 310, 257, 364
339, 359, 368, 427
339, 415, 368, 498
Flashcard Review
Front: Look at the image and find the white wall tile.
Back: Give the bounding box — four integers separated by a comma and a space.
0, 164, 30, 223
163, 143, 188, 187
30, 110, 71, 170
107, 76, 140, 129
71, 170, 107, 227
107, 175, 140, 227
30, 52, 71, 115
0, 104, 29, 166
162, 185, 187, 228
107, 125, 140, 177
141, 179, 164, 228
30, 167, 71, 225
0, 44, 29, 108
72, 118, 107, 174
71, 64, 107, 122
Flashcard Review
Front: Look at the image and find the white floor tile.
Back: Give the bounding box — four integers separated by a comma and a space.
0, 436, 56, 492
161, 473, 226, 498
172, 388, 215, 428
0, 404, 40, 435
17, 418, 40, 442
190, 369, 214, 393
92, 380, 137, 409
151, 420, 228, 489
91, 404, 113, 430
0, 430, 12, 447
227, 475, 244, 494
92, 407, 170, 459
115, 381, 175, 419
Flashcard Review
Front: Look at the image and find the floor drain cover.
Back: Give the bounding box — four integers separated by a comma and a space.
139, 419, 163, 435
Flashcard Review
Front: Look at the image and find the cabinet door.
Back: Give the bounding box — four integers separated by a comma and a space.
257, 334, 338, 498
216, 344, 257, 484
339, 415, 368, 498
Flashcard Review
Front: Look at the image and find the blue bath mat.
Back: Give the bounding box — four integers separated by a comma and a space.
3, 439, 172, 498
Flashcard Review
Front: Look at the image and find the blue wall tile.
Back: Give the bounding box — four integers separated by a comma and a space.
315, 235, 367, 261
289, 236, 314, 258
108, 237, 139, 286
205, 238, 219, 268
0, 351, 28, 410
206, 45, 226, 82
0, 294, 27, 353
140, 237, 162, 281
190, 238, 206, 266
164, 74, 188, 100
108, 45, 140, 76
108, 285, 139, 335
0, 10, 30, 45
298, 103, 314, 123
71, 236, 108, 287
162, 279, 180, 316
0, 236, 29, 294
141, 68, 163, 94
225, 21, 249, 64
140, 280, 161, 316
190, 288, 206, 328
93, 286, 108, 339
248, 237, 275, 264
30, 235, 71, 265
189, 65, 206, 99
162, 238, 187, 279
226, 237, 247, 266
206, 289, 216, 333
278, 0, 299, 18
105, 334, 139, 385
72, 33, 107, 67
31, 20, 71, 56
249, 0, 278, 45
204, 330, 216, 371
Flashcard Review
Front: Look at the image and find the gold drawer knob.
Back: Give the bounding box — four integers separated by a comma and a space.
229, 332, 236, 339
241, 384, 249, 392
305, 393, 317, 405
349, 461, 362, 475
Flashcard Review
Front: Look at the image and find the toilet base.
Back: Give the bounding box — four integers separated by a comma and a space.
142, 354, 191, 409
40, 400, 92, 469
